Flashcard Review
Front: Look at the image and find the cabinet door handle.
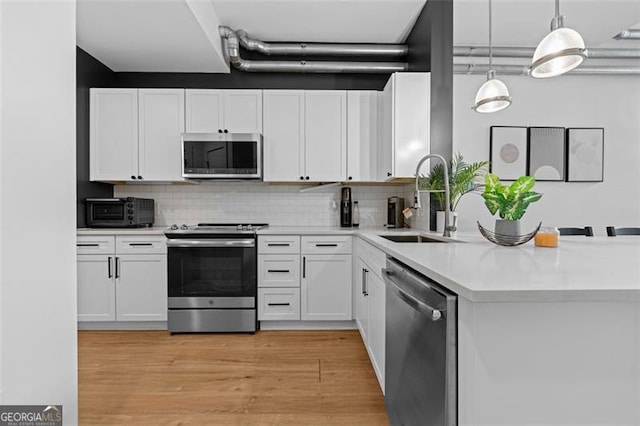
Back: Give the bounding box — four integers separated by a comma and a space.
361, 268, 366, 295
364, 268, 369, 296
115, 257, 120, 279
305, 176, 310, 180
267, 243, 290, 247
129, 243, 153, 246
218, 129, 223, 133
302, 256, 306, 278
315, 243, 338, 247
108, 256, 113, 279
387, 172, 392, 177
137, 175, 143, 180
224, 129, 229, 133
348, 176, 353, 180
77, 243, 99, 247
299, 176, 304, 181
131, 175, 136, 180
267, 303, 291, 306
268, 269, 290, 273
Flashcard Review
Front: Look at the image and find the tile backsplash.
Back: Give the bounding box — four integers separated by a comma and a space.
115, 183, 413, 228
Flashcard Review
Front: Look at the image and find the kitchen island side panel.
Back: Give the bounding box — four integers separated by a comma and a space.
458, 298, 640, 425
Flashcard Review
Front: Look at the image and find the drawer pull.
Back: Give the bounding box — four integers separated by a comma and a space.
267, 269, 290, 273
77, 243, 99, 247
267, 243, 291, 247
315, 243, 338, 247
267, 303, 291, 306
129, 243, 153, 246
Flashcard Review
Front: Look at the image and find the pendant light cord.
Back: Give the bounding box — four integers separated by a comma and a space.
555, 0, 560, 18
488, 0, 493, 70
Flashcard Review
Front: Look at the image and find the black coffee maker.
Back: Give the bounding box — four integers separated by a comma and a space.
340, 187, 352, 227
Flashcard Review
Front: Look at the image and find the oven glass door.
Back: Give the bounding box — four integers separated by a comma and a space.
167, 245, 256, 298
91, 202, 125, 221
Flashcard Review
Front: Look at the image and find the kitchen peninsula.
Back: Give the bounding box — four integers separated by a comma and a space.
266, 227, 640, 425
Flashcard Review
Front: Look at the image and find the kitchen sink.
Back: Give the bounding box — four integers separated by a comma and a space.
380, 235, 449, 243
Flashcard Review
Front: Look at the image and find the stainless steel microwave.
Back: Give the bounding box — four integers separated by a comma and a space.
181, 133, 263, 179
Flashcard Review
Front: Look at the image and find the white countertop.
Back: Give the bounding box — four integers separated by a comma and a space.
358, 230, 640, 303
77, 227, 167, 235
77, 226, 640, 303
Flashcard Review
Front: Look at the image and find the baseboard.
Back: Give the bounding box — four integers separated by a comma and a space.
259, 320, 357, 330
78, 321, 168, 331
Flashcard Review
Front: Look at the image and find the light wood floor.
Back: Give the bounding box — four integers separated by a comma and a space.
78, 330, 389, 425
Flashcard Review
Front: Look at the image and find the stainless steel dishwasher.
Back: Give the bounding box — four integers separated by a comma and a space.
383, 257, 457, 426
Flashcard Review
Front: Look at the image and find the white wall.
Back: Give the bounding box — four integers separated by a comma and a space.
452, 74, 640, 235
115, 183, 407, 228
0, 2, 78, 424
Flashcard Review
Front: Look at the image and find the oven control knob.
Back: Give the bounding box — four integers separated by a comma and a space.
180, 224, 189, 230
170, 224, 178, 230
237, 225, 243, 230
128, 209, 133, 214
127, 215, 133, 220
246, 225, 253, 230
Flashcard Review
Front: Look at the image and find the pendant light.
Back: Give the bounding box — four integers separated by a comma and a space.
530, 0, 586, 78
472, 0, 512, 113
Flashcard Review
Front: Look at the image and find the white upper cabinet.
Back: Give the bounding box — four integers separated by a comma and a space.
90, 88, 185, 182
263, 90, 346, 182
263, 90, 305, 182
378, 72, 431, 180
304, 91, 347, 182
90, 88, 139, 181
185, 89, 262, 134
138, 89, 185, 181
185, 90, 223, 133
347, 91, 379, 182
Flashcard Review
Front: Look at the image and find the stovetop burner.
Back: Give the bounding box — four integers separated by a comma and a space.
166, 223, 269, 235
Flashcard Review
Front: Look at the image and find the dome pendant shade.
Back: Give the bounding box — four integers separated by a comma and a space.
530, 17, 586, 78
473, 70, 512, 113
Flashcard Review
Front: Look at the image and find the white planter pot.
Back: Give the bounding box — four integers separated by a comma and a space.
436, 211, 458, 233
495, 219, 521, 236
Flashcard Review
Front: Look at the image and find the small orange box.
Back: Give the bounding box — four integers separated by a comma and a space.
535, 228, 559, 247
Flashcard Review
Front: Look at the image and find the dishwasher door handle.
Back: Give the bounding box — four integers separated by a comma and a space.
383, 269, 442, 321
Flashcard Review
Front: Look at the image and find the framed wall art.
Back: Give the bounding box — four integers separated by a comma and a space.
527, 126, 566, 181
489, 126, 528, 180
566, 128, 604, 182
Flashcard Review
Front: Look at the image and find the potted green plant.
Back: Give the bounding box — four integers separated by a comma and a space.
481, 173, 542, 235
418, 152, 488, 232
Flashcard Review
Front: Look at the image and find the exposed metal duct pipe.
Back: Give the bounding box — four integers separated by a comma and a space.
454, 63, 640, 75
236, 29, 408, 57
220, 26, 408, 73
454, 45, 640, 59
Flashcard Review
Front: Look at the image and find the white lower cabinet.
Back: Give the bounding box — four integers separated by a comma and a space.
77, 255, 116, 321
367, 269, 386, 390
355, 238, 386, 392
77, 234, 167, 324
258, 236, 302, 322
116, 254, 167, 321
301, 254, 352, 320
258, 288, 300, 321
258, 235, 352, 324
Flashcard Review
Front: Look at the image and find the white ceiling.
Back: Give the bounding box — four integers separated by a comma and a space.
77, 0, 640, 73
212, 0, 427, 43
454, 0, 640, 49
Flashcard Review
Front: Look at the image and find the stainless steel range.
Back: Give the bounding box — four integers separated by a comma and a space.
164, 223, 267, 333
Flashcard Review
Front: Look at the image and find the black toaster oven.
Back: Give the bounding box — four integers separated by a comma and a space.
86, 197, 154, 228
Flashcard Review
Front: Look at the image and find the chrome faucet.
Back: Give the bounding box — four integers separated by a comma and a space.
414, 154, 455, 238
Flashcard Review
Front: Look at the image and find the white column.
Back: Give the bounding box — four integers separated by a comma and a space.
0, 1, 78, 424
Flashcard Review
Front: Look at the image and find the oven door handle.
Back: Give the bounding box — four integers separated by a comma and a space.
166, 239, 255, 248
